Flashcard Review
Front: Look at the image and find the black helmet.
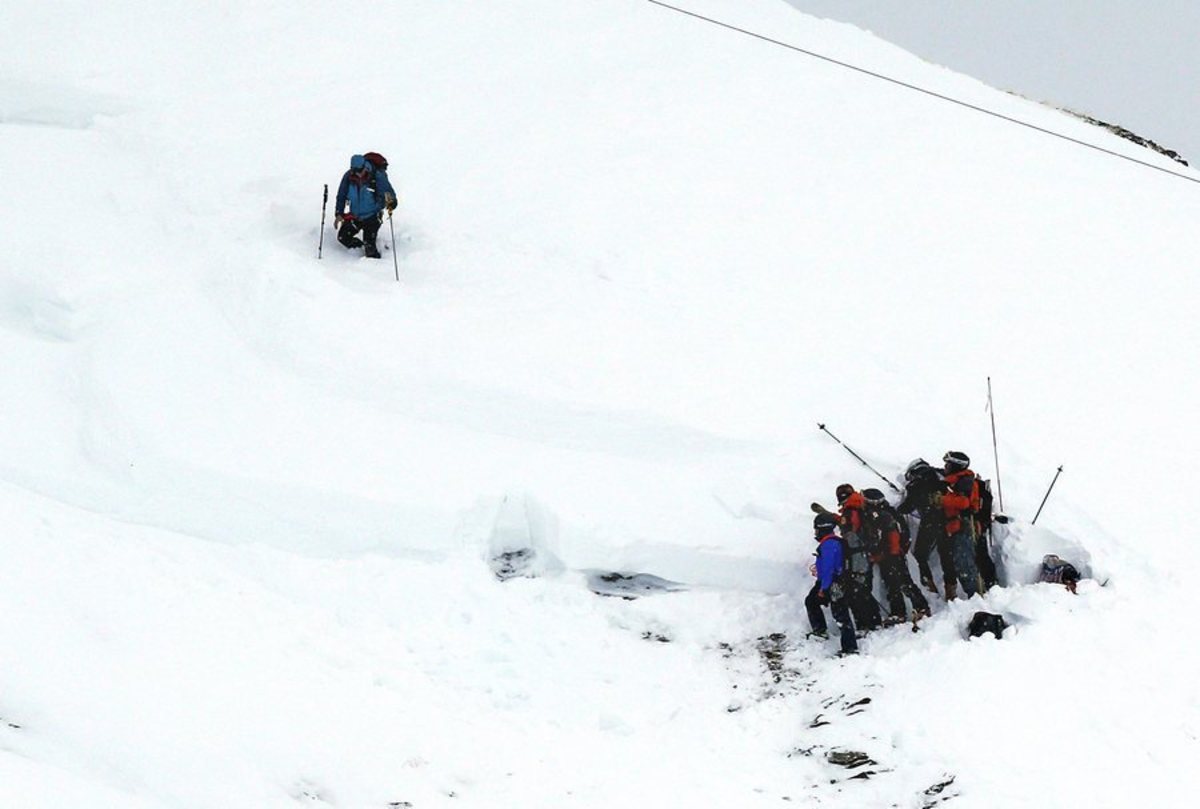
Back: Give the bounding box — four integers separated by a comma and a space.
835, 483, 855, 504
943, 451, 970, 472
904, 458, 931, 482
813, 512, 839, 535
862, 487, 887, 507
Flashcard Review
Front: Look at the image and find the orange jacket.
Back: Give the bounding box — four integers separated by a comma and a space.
839, 491, 865, 535
942, 470, 979, 535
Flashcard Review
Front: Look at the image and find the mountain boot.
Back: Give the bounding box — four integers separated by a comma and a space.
944, 581, 958, 601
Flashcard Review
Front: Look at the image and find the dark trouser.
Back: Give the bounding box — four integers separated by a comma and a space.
338, 214, 383, 254
846, 571, 882, 631
950, 522, 980, 598
913, 514, 956, 588
805, 583, 858, 654
879, 556, 930, 619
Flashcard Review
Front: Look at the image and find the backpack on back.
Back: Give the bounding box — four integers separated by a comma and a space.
977, 478, 994, 528
840, 530, 871, 576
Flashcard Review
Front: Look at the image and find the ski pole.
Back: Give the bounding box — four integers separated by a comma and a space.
816, 423, 900, 493
388, 210, 399, 282
1031, 465, 1063, 525
318, 184, 328, 259
987, 377, 1004, 511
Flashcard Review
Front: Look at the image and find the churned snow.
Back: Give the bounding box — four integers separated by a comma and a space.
2, 1, 1198, 807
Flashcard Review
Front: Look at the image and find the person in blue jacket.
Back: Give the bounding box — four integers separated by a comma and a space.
805, 512, 858, 655
334, 153, 397, 259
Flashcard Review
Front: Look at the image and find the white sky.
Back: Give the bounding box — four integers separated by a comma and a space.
784, 0, 1200, 164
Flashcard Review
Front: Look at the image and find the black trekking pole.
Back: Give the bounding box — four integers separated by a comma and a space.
987, 377, 1004, 511
387, 210, 399, 282
318, 184, 329, 259
816, 423, 900, 493
1031, 465, 1064, 525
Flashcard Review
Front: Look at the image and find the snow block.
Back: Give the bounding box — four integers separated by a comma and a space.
486, 492, 562, 581
992, 520, 1093, 587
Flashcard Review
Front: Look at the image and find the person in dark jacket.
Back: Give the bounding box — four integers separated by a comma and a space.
805, 513, 858, 655
334, 153, 397, 259
898, 458, 958, 599
862, 488, 930, 624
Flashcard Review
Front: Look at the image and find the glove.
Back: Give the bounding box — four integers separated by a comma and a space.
385, 192, 397, 212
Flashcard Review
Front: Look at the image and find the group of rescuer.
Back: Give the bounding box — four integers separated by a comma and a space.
805, 451, 1000, 656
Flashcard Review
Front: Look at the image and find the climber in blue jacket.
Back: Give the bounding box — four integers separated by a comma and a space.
805, 512, 858, 655
334, 153, 397, 259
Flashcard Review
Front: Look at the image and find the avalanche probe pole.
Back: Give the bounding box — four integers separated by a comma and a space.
816, 423, 900, 493
987, 377, 1004, 511
388, 210, 399, 282
1031, 465, 1064, 525
318, 184, 328, 259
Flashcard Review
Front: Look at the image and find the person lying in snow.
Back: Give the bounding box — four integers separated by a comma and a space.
1039, 554, 1081, 593
805, 513, 858, 656
334, 152, 397, 259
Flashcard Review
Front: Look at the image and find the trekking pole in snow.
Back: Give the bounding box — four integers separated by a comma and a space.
816, 423, 901, 493
387, 210, 399, 282
987, 377, 1004, 511
318, 184, 329, 259
1031, 465, 1064, 525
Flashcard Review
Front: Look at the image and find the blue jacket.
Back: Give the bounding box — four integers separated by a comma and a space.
814, 533, 845, 591
335, 154, 396, 219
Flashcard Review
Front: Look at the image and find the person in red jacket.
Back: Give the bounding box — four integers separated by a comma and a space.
940, 451, 981, 598
835, 484, 882, 631
863, 488, 931, 624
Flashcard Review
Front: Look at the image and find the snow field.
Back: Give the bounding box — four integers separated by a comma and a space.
2, 0, 1200, 806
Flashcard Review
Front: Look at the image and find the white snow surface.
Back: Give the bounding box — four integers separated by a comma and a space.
2, 1, 1199, 806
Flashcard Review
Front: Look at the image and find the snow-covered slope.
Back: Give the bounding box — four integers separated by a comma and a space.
2, 1, 1198, 806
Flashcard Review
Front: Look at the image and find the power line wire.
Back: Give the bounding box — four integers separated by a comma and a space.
646, 0, 1200, 187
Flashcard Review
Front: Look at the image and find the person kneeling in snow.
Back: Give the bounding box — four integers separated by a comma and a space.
334, 152, 397, 259
805, 513, 858, 656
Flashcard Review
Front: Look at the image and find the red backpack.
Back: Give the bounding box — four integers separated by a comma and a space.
364, 152, 389, 171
